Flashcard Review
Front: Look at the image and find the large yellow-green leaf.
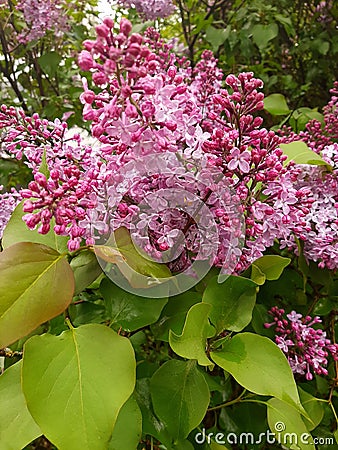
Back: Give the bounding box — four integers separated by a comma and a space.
169, 303, 215, 366
22, 324, 136, 450
0, 242, 74, 348
0, 361, 41, 449
2, 201, 68, 252
211, 333, 305, 415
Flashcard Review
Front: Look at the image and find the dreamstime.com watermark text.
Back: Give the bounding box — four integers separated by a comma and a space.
195, 422, 335, 447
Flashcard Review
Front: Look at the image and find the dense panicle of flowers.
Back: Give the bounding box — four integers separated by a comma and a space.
1, 17, 338, 272
277, 83, 338, 269
75, 18, 319, 272
116, 0, 175, 21
265, 307, 338, 380
0, 105, 101, 251
16, 0, 70, 43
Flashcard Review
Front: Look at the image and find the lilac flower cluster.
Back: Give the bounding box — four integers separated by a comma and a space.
265, 307, 338, 380
16, 0, 70, 43
0, 105, 101, 251
278, 83, 338, 268
76, 19, 318, 272
116, 0, 175, 21
1, 17, 338, 275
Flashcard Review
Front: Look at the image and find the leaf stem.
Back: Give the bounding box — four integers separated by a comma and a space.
207, 389, 247, 411
65, 315, 75, 330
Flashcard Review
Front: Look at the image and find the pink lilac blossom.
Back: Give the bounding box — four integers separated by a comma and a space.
277, 82, 338, 268
75, 19, 316, 272
116, 0, 175, 21
1, 17, 338, 274
16, 0, 70, 43
0, 105, 101, 251
265, 307, 338, 380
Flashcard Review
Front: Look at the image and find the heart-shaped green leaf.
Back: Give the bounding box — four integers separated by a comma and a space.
94, 227, 172, 291
108, 395, 142, 450
150, 360, 210, 441
211, 333, 305, 415
251, 255, 291, 284
264, 93, 290, 115
169, 302, 215, 366
22, 324, 136, 450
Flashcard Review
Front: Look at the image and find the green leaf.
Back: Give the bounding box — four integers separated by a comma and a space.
290, 107, 324, 132
298, 388, 324, 431
202, 276, 257, 333
275, 14, 295, 36
252, 23, 278, 51
280, 141, 330, 168
38, 51, 62, 77
2, 201, 68, 252
68, 302, 105, 326
250, 264, 266, 285
209, 442, 231, 450
151, 291, 201, 341
173, 439, 194, 450
150, 360, 210, 441
211, 333, 304, 414
108, 395, 142, 450
22, 324, 136, 450
169, 303, 215, 366
70, 250, 102, 295
267, 398, 314, 449
134, 378, 172, 448
205, 25, 229, 51
264, 94, 290, 116
0, 242, 74, 348
0, 361, 41, 448
94, 227, 172, 293
251, 304, 275, 338
312, 39, 330, 55
257, 267, 304, 305
252, 255, 291, 283
101, 278, 167, 332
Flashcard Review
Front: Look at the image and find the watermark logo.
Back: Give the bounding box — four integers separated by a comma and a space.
194, 424, 335, 447
94, 153, 244, 297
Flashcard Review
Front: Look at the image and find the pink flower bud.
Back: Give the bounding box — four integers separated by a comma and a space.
96, 24, 110, 38
78, 51, 94, 71
120, 18, 132, 36
103, 17, 114, 29
92, 72, 108, 86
